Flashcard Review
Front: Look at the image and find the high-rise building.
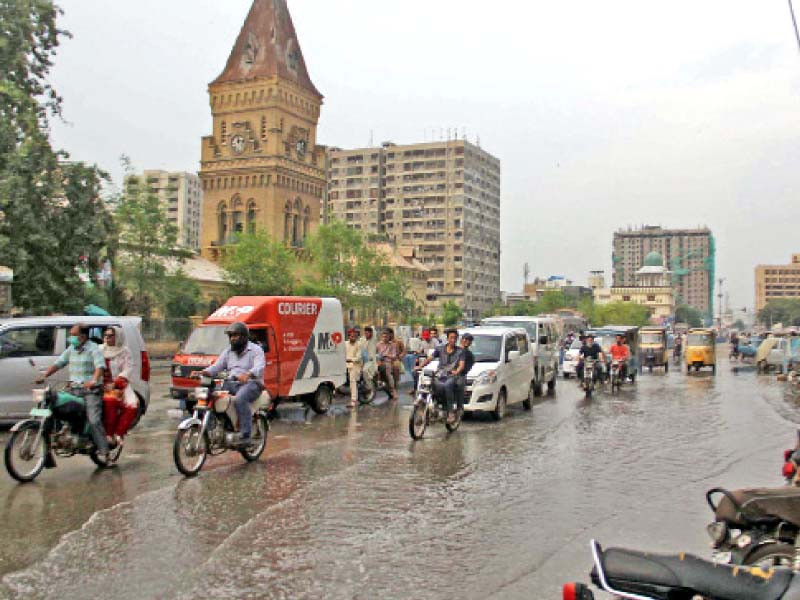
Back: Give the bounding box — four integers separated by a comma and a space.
199, 0, 325, 262
125, 171, 203, 251
612, 226, 715, 316
326, 140, 501, 318
755, 254, 800, 313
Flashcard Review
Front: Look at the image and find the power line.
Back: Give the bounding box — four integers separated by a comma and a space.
789, 0, 800, 54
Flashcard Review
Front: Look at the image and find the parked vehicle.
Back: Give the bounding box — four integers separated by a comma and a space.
562, 339, 582, 378
639, 326, 669, 372
5, 386, 123, 482
337, 369, 378, 405
739, 336, 762, 361
408, 367, 461, 439
757, 335, 800, 374
173, 373, 270, 477
172, 297, 346, 414
686, 328, 716, 374
480, 316, 559, 396
0, 316, 150, 425
562, 539, 800, 600
705, 486, 800, 569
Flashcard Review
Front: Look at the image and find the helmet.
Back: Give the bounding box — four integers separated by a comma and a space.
224, 321, 249, 337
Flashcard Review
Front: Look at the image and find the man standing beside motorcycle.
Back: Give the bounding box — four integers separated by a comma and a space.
200, 321, 265, 448
344, 328, 365, 408
609, 334, 630, 381
36, 323, 109, 462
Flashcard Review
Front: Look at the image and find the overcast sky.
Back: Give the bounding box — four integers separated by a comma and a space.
48, 0, 800, 311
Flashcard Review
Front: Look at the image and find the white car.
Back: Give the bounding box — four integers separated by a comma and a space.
562, 339, 583, 377
422, 327, 536, 420
0, 316, 151, 424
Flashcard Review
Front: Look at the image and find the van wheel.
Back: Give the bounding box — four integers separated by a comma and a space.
522, 382, 534, 410
310, 386, 332, 414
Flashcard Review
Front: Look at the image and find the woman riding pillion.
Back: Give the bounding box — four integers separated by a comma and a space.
199, 321, 266, 448
100, 326, 139, 448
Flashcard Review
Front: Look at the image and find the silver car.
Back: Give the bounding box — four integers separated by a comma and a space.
0, 316, 151, 424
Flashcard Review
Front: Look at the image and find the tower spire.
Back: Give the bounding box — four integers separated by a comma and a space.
212, 0, 321, 98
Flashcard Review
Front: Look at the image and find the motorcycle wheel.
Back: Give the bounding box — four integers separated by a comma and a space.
665, 361, 669, 373
744, 543, 795, 569
5, 422, 47, 483
409, 404, 428, 440
173, 424, 208, 477
310, 385, 332, 414
445, 410, 462, 432
240, 414, 269, 462
358, 382, 376, 405
90, 443, 124, 469
584, 384, 593, 399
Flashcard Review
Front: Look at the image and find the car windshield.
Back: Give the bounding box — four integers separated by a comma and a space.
183, 326, 229, 355
482, 320, 536, 339
640, 333, 663, 344
687, 333, 709, 346
469, 335, 502, 362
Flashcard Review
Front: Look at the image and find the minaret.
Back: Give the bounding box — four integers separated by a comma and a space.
199, 0, 325, 262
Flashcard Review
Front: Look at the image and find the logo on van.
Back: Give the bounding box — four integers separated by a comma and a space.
210, 305, 255, 320
317, 331, 341, 351
278, 302, 319, 316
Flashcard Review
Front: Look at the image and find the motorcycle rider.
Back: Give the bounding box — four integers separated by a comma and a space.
673, 333, 683, 361
376, 328, 402, 400
362, 326, 378, 394
609, 334, 630, 381
417, 329, 464, 424
36, 323, 109, 462
576, 334, 605, 383
456, 333, 475, 412
200, 321, 265, 448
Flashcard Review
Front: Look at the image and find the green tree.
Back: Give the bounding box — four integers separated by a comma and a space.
114, 164, 184, 317
441, 300, 463, 327
675, 304, 704, 328
732, 319, 746, 331
221, 230, 295, 296
591, 302, 650, 327
164, 269, 202, 339
758, 299, 800, 327
0, 2, 114, 313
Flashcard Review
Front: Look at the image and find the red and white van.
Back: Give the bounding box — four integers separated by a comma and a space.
171, 297, 346, 414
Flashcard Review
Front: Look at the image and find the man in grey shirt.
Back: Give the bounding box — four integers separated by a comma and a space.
201, 321, 266, 446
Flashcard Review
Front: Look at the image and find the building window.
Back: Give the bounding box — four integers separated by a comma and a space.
217, 202, 228, 243
247, 201, 257, 234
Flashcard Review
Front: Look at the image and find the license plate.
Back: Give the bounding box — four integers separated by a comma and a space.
712, 551, 732, 564
30, 408, 52, 418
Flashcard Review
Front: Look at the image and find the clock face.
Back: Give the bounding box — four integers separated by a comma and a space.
296, 139, 307, 158
231, 134, 245, 155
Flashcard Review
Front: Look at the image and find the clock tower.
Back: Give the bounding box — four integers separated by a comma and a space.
199, 0, 324, 262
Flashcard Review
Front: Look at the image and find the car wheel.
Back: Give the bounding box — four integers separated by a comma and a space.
547, 375, 556, 396
522, 382, 534, 410
492, 389, 506, 421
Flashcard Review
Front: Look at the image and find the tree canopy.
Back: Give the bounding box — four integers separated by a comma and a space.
675, 304, 704, 328
758, 299, 800, 328
221, 229, 296, 296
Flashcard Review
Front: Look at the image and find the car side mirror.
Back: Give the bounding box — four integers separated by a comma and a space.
507, 350, 520, 362
538, 336, 548, 345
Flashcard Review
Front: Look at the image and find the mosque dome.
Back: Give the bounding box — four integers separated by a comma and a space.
643, 251, 664, 267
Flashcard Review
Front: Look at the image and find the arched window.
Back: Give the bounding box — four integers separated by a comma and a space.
247, 201, 257, 235
284, 201, 293, 242
217, 202, 228, 243
303, 206, 311, 240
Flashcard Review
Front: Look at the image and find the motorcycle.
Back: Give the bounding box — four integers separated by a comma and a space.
173, 373, 270, 477
609, 360, 623, 393
408, 368, 461, 440
581, 358, 597, 398
5, 386, 122, 483
706, 486, 800, 570
730, 342, 741, 361
336, 368, 377, 405
562, 539, 800, 600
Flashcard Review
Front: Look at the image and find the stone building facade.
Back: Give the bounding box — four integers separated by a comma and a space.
199, 0, 325, 262
755, 254, 800, 313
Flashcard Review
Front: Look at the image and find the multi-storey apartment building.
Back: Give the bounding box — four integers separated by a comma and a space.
755, 254, 800, 312
612, 226, 715, 316
125, 170, 203, 251
327, 140, 501, 319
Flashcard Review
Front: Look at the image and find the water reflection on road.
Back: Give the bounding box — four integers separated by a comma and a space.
1, 357, 797, 599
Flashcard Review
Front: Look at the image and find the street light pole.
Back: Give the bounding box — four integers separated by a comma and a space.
789, 0, 800, 53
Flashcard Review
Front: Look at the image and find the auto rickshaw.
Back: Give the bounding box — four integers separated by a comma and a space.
685, 328, 716, 375
586, 325, 639, 383
639, 326, 669, 373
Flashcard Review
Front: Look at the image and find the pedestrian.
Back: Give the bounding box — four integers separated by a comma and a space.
362, 326, 378, 393
100, 326, 139, 448
344, 328, 365, 408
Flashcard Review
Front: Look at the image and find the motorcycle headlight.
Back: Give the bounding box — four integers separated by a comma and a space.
172, 365, 182, 377
706, 521, 729, 546
194, 387, 209, 401
735, 533, 753, 549
476, 370, 497, 385
32, 389, 46, 404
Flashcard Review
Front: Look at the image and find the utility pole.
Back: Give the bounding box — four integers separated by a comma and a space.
523, 262, 530, 288
790, 0, 800, 53
717, 277, 725, 331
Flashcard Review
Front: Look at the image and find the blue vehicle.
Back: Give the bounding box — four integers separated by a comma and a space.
737, 337, 761, 360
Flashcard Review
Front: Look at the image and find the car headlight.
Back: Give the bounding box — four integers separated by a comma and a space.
476, 370, 497, 385
173, 365, 182, 376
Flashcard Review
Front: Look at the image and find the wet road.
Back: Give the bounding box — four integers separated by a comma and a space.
0, 354, 798, 599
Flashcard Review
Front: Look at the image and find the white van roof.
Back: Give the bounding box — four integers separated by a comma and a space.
0, 316, 142, 329
461, 326, 526, 337
481, 316, 555, 323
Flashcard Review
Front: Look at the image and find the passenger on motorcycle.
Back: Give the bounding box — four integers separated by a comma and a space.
456, 333, 475, 410
609, 334, 630, 381
417, 329, 466, 424
100, 326, 139, 448
576, 334, 605, 383
36, 323, 110, 462
200, 321, 265, 448
376, 328, 403, 400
